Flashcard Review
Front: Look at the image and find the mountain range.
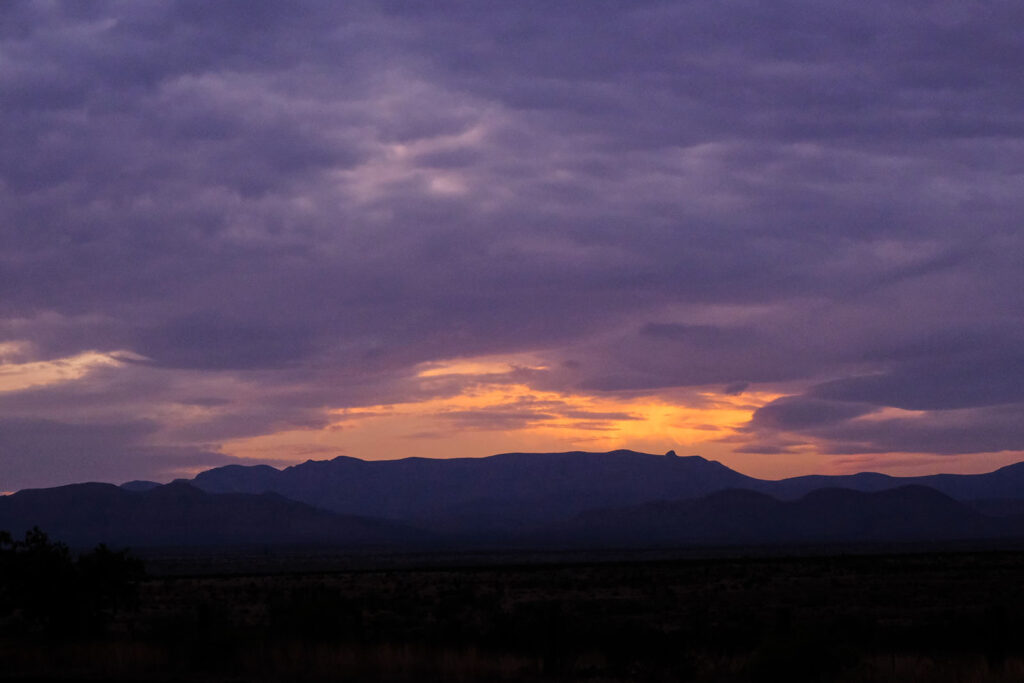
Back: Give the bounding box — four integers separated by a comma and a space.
4, 450, 1024, 550
0, 481, 420, 548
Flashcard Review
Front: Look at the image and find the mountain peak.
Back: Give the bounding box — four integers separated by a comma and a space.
188, 448, 755, 526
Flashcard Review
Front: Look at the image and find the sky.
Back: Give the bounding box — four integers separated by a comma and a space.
3, 1, 1024, 491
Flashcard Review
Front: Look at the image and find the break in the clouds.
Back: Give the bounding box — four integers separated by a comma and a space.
3, 1, 1024, 489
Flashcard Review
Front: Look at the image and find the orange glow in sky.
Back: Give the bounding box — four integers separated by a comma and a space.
0, 347, 140, 393
219, 353, 804, 475
7, 345, 1022, 482
212, 354, 1024, 480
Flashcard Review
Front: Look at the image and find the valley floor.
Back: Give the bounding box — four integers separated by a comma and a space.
4, 549, 1024, 682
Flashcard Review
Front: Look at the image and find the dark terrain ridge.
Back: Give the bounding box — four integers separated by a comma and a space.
4, 449, 1024, 549
0, 482, 421, 549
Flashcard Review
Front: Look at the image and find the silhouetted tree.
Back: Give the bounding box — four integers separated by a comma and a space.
0, 527, 145, 635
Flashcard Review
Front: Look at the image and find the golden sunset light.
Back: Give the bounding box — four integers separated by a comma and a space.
0, 349, 137, 394
217, 358, 789, 473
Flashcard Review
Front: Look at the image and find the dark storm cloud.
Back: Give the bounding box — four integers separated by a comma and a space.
812, 405, 1024, 456
736, 326, 1024, 455
723, 383, 749, 396
3, 1, 1024, 485
751, 397, 878, 430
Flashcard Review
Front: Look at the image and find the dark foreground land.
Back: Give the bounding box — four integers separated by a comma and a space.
4, 549, 1024, 682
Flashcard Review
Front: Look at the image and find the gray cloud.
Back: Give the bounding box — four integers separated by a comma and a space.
812, 350, 1024, 410
2, 2, 1024, 485
742, 351, 1024, 456
751, 397, 879, 430
816, 405, 1024, 456
0, 417, 243, 491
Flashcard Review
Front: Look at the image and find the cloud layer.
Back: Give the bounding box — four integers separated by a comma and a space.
3, 2, 1024, 488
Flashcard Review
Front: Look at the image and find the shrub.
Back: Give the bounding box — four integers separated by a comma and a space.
0, 527, 145, 635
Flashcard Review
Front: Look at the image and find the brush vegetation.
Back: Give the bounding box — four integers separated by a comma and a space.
3, 534, 1024, 682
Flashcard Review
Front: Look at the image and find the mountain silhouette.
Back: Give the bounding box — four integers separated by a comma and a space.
0, 481, 424, 548
119, 480, 162, 492
189, 450, 1024, 535
753, 461, 1024, 501
7, 450, 1024, 550
553, 486, 1014, 546
192, 450, 756, 532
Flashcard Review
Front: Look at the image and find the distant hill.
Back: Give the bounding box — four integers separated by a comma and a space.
0, 482, 425, 549
6, 480, 1020, 552
7, 450, 1024, 551
192, 450, 757, 532
119, 480, 162, 492
551, 486, 1019, 547
753, 462, 1024, 501
189, 450, 1024, 535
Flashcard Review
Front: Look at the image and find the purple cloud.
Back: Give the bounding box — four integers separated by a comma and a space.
2, 2, 1024, 486
0, 416, 251, 491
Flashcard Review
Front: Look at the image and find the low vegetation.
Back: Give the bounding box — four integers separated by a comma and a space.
0, 527, 145, 636
3, 532, 1024, 681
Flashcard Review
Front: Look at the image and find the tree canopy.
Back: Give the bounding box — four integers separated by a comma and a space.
0, 527, 145, 635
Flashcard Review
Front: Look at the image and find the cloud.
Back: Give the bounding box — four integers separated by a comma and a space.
2, 2, 1024, 484
816, 405, 1024, 456
723, 382, 749, 396
437, 409, 558, 431
733, 328, 1024, 457
741, 382, 1024, 458
0, 417, 245, 491
751, 397, 878, 430
133, 314, 319, 370
811, 352, 1024, 410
